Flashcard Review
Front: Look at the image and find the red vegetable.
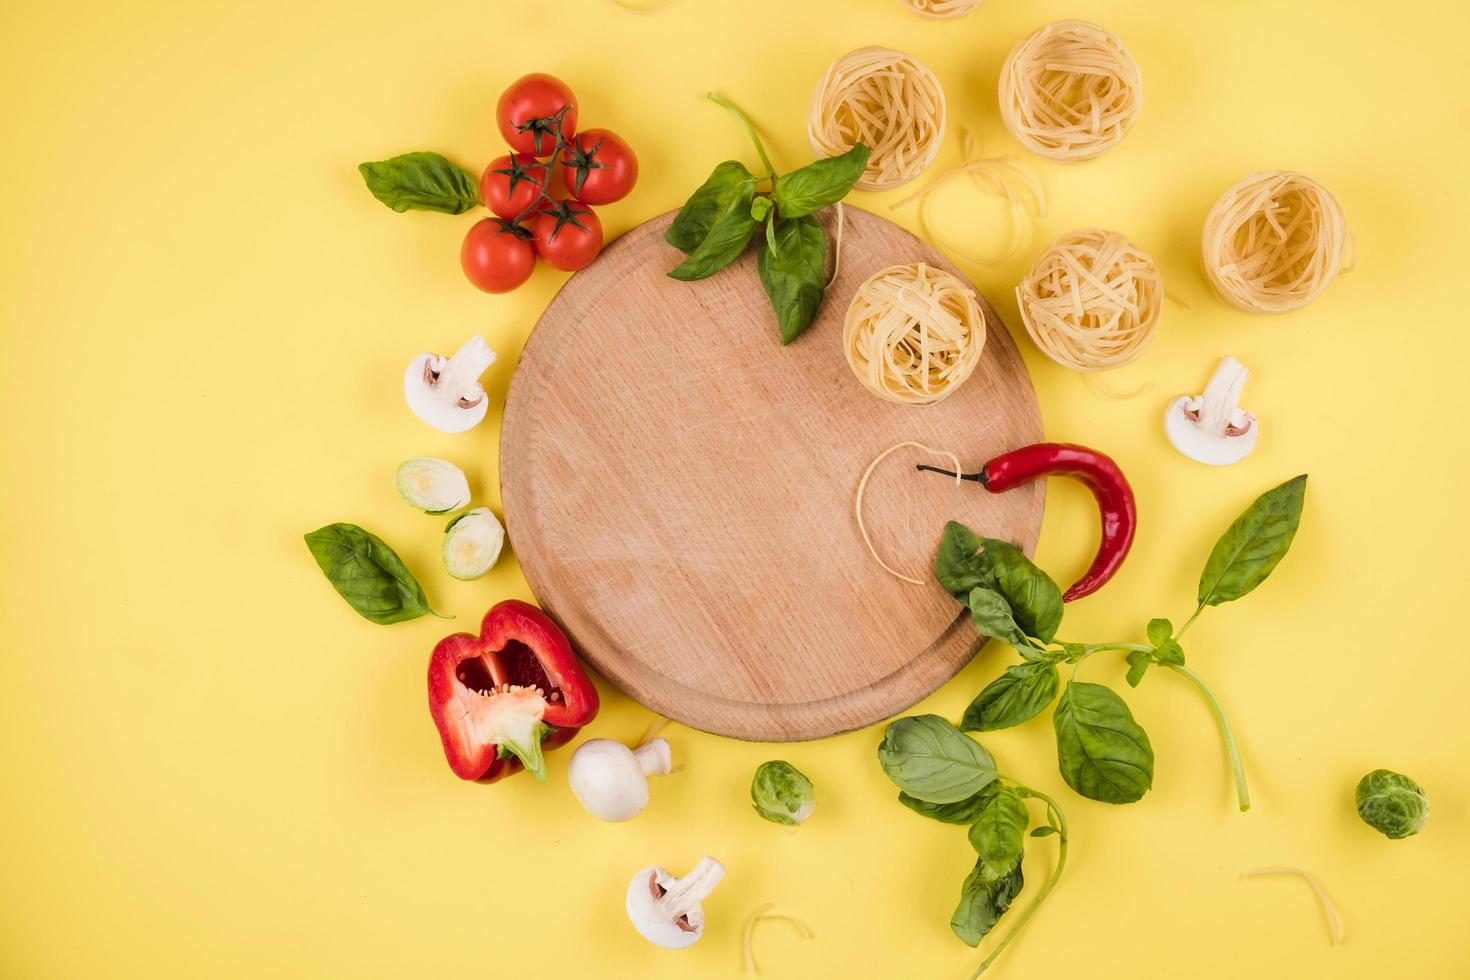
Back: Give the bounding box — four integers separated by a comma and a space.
918, 443, 1136, 601
560, 128, 638, 205
480, 153, 549, 220
427, 600, 599, 782
460, 218, 537, 293
530, 199, 603, 271
496, 73, 578, 157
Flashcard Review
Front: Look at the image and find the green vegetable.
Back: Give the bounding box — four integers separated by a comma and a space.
1052, 682, 1154, 804
304, 522, 446, 624
1355, 769, 1429, 839
756, 216, 827, 343
394, 457, 471, 514
876, 715, 997, 804
772, 144, 871, 218
934, 476, 1307, 810
358, 152, 479, 214
961, 662, 1059, 732
750, 760, 816, 826
667, 93, 866, 343
880, 720, 1071, 975
442, 508, 504, 581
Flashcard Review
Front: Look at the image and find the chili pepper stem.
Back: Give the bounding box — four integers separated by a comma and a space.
971, 781, 1069, 979
1166, 663, 1250, 811
706, 92, 777, 182
915, 464, 986, 483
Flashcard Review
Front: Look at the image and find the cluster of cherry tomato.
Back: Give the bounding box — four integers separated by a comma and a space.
461, 74, 638, 293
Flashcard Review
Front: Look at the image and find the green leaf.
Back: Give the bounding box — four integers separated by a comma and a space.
772, 143, 870, 218
1198, 475, 1308, 607
667, 161, 759, 279
1059, 642, 1087, 661
877, 715, 998, 804
968, 789, 1030, 877
1146, 618, 1173, 646
897, 783, 1000, 825
1152, 639, 1184, 666
756, 215, 827, 344
303, 523, 437, 624
935, 521, 989, 601
750, 195, 773, 223
969, 588, 1027, 647
1030, 825, 1059, 838
1053, 682, 1154, 804
983, 538, 1064, 643
1124, 650, 1150, 688
358, 152, 479, 214
951, 856, 1025, 947
961, 662, 1060, 731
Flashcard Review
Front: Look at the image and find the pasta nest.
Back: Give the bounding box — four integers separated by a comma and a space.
1201, 170, 1351, 314
844, 263, 987, 405
998, 20, 1142, 162
809, 46, 947, 192
899, 0, 980, 18
1016, 228, 1162, 372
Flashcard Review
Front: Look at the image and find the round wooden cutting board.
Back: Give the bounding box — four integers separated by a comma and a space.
501, 207, 1044, 741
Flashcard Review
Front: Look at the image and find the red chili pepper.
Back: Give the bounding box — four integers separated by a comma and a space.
918, 442, 1136, 601
427, 599, 599, 783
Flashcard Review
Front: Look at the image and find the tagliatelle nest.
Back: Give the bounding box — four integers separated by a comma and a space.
1201, 171, 1352, 314
1017, 229, 1163, 372
844, 262, 986, 404
999, 20, 1142, 162
809, 47, 947, 192
899, 0, 980, 18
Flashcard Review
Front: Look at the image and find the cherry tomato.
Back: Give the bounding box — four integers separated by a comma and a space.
461, 218, 536, 293
530, 200, 603, 272
496, 74, 578, 157
560, 129, 638, 206
480, 154, 549, 220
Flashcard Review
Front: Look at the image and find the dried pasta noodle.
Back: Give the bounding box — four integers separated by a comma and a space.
999, 20, 1142, 162
900, 0, 980, 18
845, 263, 987, 404
1017, 228, 1163, 372
892, 128, 1046, 265
1201, 171, 1351, 314
855, 442, 962, 586
741, 903, 813, 974
809, 47, 947, 191
1242, 866, 1344, 946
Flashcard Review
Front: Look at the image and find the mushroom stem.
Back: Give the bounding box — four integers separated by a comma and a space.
1190, 356, 1250, 433
634, 738, 673, 777
436, 335, 496, 404
660, 857, 726, 917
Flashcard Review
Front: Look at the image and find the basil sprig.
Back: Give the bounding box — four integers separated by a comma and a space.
358, 152, 480, 215
304, 522, 447, 624
666, 93, 869, 344
940, 474, 1308, 812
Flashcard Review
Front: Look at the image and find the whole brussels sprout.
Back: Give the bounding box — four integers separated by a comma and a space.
1355, 769, 1428, 839
751, 761, 815, 826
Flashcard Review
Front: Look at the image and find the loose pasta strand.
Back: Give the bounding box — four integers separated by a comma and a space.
809, 47, 947, 191
1242, 866, 1344, 946
899, 0, 981, 18
855, 441, 963, 586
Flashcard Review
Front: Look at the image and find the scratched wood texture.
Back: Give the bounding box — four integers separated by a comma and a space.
500, 207, 1044, 741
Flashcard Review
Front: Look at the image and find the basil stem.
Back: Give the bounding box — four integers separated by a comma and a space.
970, 781, 1069, 979
1165, 662, 1250, 812
706, 91, 777, 182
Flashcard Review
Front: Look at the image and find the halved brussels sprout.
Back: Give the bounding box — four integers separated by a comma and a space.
395, 457, 471, 514
442, 508, 505, 581
1355, 769, 1428, 840
751, 760, 815, 826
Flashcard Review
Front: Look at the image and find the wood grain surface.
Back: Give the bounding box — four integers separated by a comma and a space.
500, 207, 1044, 741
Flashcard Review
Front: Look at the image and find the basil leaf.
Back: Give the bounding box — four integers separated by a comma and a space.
756, 215, 827, 343
1198, 475, 1307, 607
1124, 650, 1150, 688
982, 538, 1064, 643
1030, 825, 1059, 838
667, 162, 759, 279
951, 856, 1024, 947
962, 661, 1060, 731
1152, 639, 1184, 666
1053, 682, 1154, 804
772, 143, 870, 218
969, 588, 1026, 647
897, 783, 1000, 824
968, 789, 1030, 875
935, 521, 990, 602
304, 523, 439, 624
358, 152, 479, 215
1146, 618, 1173, 647
877, 715, 997, 804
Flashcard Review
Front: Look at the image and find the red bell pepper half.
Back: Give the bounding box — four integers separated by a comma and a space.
427, 599, 599, 782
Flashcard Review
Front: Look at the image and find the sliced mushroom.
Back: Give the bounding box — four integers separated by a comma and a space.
404, 335, 497, 433
1164, 356, 1259, 465
625, 856, 725, 949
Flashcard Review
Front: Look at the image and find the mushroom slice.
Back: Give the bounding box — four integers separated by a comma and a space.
626, 856, 725, 949
1165, 356, 1259, 466
404, 334, 497, 433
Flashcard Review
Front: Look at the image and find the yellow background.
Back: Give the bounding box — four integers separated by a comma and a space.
3, 0, 1467, 976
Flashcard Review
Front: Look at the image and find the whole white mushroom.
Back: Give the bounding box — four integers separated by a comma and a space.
566, 737, 672, 822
